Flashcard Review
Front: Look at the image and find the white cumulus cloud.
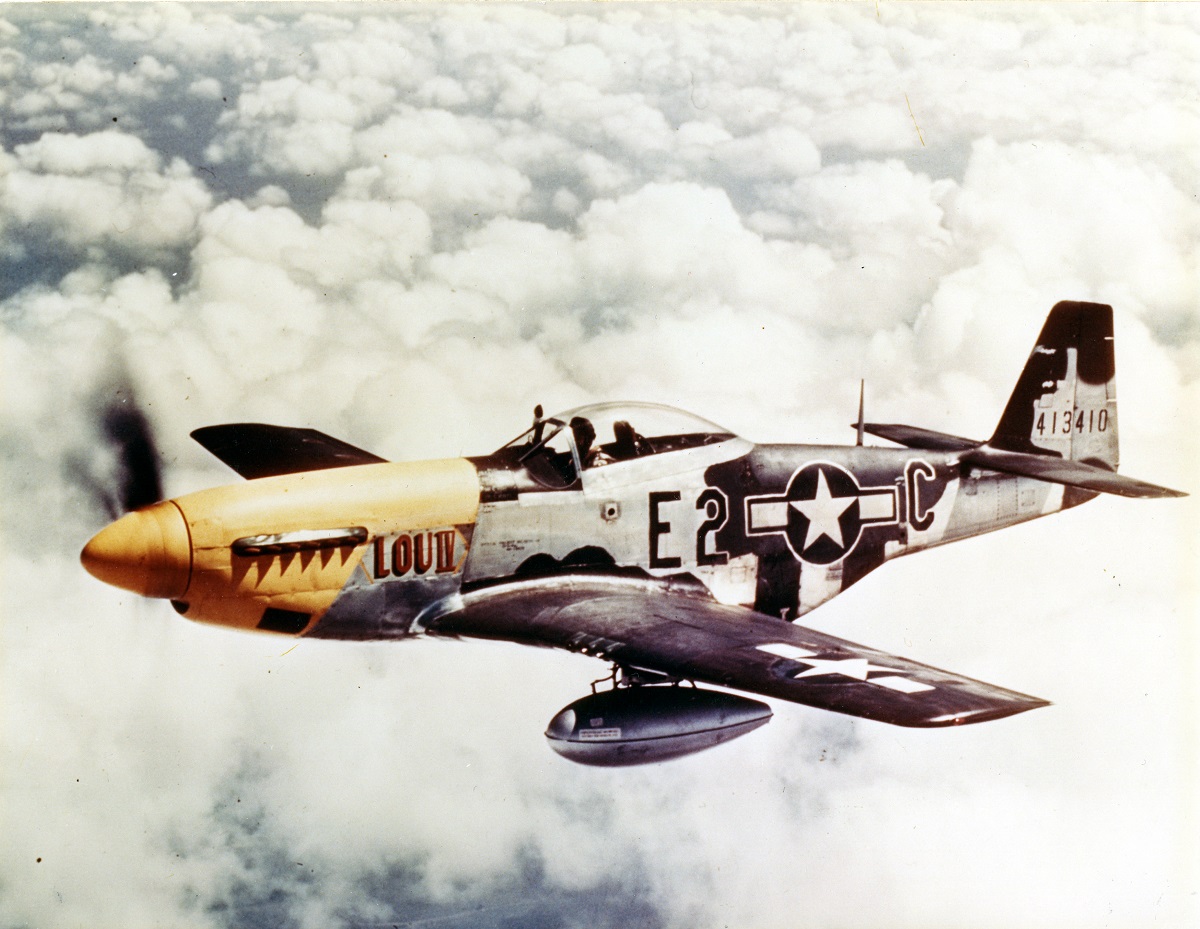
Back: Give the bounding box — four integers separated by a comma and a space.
0, 5, 1196, 929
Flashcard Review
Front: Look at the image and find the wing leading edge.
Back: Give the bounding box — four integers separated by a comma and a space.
427, 574, 1049, 728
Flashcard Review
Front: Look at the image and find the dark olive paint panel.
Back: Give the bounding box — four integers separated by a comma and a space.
704, 446, 912, 610
257, 607, 311, 634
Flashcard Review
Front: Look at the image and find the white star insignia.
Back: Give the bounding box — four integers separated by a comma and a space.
790, 468, 856, 550
792, 657, 892, 681
791, 657, 937, 694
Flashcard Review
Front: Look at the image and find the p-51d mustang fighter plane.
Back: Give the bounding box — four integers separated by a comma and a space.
82, 302, 1184, 765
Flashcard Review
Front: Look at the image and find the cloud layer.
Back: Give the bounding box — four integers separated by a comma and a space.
1, 5, 1197, 929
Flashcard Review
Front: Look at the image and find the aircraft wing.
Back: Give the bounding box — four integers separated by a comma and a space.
427, 575, 1049, 728
191, 423, 386, 479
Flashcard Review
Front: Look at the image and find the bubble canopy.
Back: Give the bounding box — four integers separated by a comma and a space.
499, 402, 738, 488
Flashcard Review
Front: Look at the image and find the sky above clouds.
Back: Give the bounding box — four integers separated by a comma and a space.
1, 3, 1197, 928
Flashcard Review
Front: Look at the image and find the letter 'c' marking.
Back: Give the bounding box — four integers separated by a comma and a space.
906, 460, 937, 532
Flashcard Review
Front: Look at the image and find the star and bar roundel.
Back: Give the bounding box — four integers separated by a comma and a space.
744, 462, 899, 565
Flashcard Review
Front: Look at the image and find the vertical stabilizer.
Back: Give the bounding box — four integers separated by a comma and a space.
989, 302, 1118, 469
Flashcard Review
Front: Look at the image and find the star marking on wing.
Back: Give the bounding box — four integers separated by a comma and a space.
792, 657, 894, 681
790, 469, 855, 550
791, 657, 937, 694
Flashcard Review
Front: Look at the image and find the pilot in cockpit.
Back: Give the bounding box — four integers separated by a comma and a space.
570, 416, 642, 468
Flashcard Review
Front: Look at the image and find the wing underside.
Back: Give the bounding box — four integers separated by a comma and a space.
427, 574, 1049, 728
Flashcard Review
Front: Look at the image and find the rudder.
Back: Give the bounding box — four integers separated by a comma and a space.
990, 302, 1118, 469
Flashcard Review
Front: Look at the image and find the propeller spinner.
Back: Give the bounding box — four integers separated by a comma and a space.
79, 378, 188, 597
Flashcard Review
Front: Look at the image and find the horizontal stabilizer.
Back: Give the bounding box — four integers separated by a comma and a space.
961, 446, 1185, 499
859, 423, 980, 452
191, 424, 386, 479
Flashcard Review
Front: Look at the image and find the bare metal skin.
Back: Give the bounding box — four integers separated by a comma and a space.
82, 302, 1185, 764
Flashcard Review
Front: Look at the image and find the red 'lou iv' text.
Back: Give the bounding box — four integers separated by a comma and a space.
372, 530, 459, 578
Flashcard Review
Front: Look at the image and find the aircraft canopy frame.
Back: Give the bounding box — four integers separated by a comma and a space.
500, 402, 737, 488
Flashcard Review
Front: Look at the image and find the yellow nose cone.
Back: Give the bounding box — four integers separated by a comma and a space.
81, 502, 191, 599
